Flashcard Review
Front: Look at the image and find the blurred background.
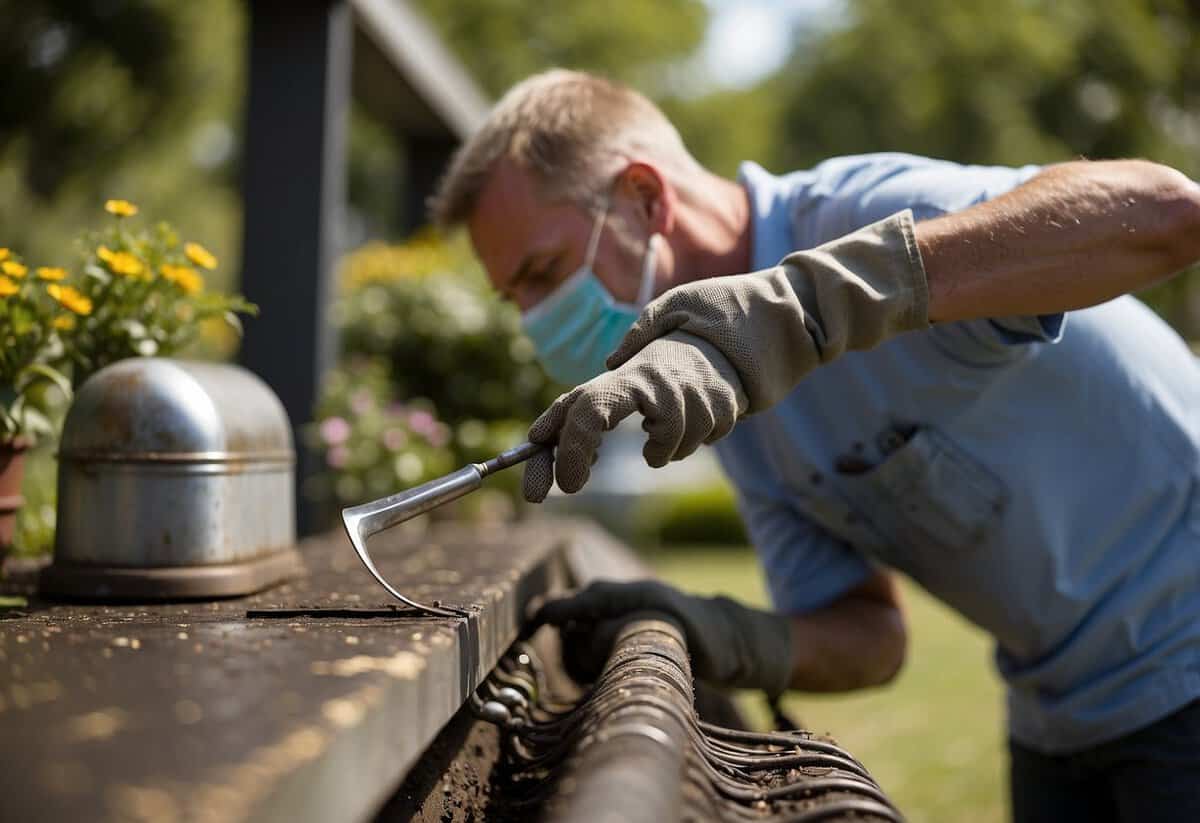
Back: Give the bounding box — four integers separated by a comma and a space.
2, 1, 1198, 820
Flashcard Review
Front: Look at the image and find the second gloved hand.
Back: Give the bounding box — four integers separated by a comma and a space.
532, 579, 796, 698
522, 331, 747, 503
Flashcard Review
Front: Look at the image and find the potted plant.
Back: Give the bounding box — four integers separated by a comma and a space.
0, 248, 74, 557
61, 199, 257, 386
0, 199, 257, 558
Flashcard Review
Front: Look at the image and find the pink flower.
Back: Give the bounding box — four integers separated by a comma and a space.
407, 409, 436, 436
349, 389, 373, 416
425, 423, 450, 449
383, 427, 408, 451
320, 416, 351, 446
326, 445, 349, 468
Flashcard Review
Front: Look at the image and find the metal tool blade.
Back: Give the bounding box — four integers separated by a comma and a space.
341, 441, 546, 618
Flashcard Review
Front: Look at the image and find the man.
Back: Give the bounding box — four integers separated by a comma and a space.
430, 69, 1200, 822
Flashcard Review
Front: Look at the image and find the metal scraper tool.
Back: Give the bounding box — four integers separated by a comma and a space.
341, 441, 547, 618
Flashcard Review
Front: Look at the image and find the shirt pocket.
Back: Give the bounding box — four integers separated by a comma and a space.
836, 426, 1010, 558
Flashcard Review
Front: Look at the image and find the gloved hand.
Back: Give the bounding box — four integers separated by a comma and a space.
608, 210, 928, 413
522, 331, 747, 503
532, 579, 795, 698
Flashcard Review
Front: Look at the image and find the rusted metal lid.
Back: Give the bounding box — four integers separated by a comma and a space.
59, 358, 294, 464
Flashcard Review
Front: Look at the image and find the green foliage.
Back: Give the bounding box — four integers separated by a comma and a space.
0, 364, 70, 446
0, 1, 183, 199
771, 0, 1200, 175
0, 0, 245, 289
309, 359, 454, 505
0, 250, 72, 445
63, 208, 256, 386
413, 0, 709, 96
635, 482, 748, 548
762, 0, 1200, 331
658, 85, 786, 179
309, 234, 559, 508
334, 237, 559, 423
13, 443, 57, 557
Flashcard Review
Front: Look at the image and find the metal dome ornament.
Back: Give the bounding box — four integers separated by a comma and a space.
41, 358, 303, 600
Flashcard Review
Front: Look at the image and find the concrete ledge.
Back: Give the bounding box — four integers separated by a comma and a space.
0, 520, 573, 823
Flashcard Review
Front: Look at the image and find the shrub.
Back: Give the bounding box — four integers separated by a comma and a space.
635, 482, 749, 548
308, 233, 559, 509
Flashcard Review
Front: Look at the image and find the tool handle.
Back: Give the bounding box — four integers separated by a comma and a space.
477, 441, 548, 476
344, 441, 548, 540
347, 464, 484, 540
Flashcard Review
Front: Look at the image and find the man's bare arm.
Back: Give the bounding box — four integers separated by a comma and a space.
787, 571, 907, 692
917, 159, 1200, 324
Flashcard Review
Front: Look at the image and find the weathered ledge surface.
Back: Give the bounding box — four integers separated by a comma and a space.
0, 519, 592, 823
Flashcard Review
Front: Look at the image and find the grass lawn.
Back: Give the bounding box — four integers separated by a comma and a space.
648, 545, 1008, 823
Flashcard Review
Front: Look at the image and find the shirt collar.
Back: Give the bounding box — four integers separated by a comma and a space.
737, 160, 796, 271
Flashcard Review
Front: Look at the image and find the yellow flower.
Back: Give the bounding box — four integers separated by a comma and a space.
97, 245, 143, 278
104, 199, 139, 218
36, 266, 67, 281
184, 242, 218, 270
53, 314, 77, 331
0, 276, 17, 297
0, 248, 9, 261
160, 263, 204, 295
2, 260, 27, 278
47, 283, 93, 316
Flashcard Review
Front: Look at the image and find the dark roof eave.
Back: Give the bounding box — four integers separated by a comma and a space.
351, 0, 489, 140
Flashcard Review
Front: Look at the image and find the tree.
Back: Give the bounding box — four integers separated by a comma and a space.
0, 0, 244, 284
767, 0, 1200, 330
770, 0, 1199, 173
413, 0, 709, 97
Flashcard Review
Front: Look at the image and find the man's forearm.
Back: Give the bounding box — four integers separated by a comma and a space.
787, 576, 907, 692
917, 159, 1200, 324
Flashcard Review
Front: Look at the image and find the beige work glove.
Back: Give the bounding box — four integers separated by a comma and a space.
522, 210, 927, 502
522, 332, 746, 503
609, 209, 928, 413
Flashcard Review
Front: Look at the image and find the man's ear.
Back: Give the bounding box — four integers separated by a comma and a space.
615, 161, 675, 235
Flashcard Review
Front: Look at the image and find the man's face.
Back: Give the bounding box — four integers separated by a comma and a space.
468, 157, 647, 313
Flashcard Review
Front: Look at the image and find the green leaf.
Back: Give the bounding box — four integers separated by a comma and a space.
83, 263, 112, 285
19, 405, 53, 440
222, 310, 244, 336
120, 319, 148, 339
16, 363, 73, 401
0, 410, 17, 439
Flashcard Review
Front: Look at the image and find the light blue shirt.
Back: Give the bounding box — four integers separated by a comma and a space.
717, 154, 1200, 754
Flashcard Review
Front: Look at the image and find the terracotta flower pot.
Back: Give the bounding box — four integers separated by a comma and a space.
0, 442, 28, 559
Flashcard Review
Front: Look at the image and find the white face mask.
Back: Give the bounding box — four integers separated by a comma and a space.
521, 204, 660, 385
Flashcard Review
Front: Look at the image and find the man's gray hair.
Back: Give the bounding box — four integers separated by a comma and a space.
429, 69, 701, 227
